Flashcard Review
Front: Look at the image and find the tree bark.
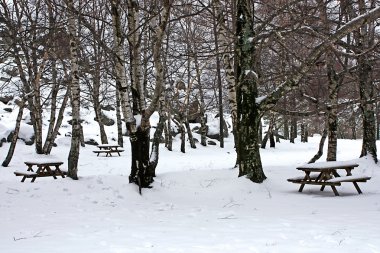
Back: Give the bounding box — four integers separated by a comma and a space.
235, 0, 267, 183
308, 129, 328, 164
2, 102, 25, 167
116, 89, 124, 147
193, 52, 207, 147
43, 81, 70, 154
214, 0, 239, 162
67, 0, 81, 180
346, 0, 378, 163
213, 3, 224, 148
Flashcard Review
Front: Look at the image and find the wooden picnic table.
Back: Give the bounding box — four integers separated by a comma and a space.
93, 144, 124, 157
287, 161, 371, 196
14, 160, 67, 182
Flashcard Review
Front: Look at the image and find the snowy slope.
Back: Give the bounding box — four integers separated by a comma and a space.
0, 101, 379, 253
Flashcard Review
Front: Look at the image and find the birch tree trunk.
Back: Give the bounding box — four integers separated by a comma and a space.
318, 0, 339, 162
193, 53, 207, 147
214, 0, 239, 162
2, 102, 25, 167
67, 0, 81, 180
43, 82, 70, 154
116, 89, 124, 147
309, 128, 328, 164
92, 64, 108, 144
145, 0, 171, 180
111, 0, 137, 185
43, 57, 60, 153
213, 3, 225, 148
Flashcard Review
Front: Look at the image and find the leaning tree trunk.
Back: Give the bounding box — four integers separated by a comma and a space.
2, 102, 25, 167
43, 82, 70, 154
31, 51, 49, 154
67, 0, 81, 180
309, 128, 328, 164
43, 66, 59, 153
235, 0, 266, 183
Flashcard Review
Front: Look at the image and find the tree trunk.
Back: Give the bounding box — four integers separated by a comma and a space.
376, 101, 379, 140
116, 89, 124, 147
290, 116, 297, 143
261, 133, 268, 149
92, 66, 108, 144
148, 113, 166, 178
166, 117, 173, 151
214, 0, 239, 162
43, 57, 59, 154
129, 128, 151, 192
2, 102, 25, 167
235, 0, 266, 183
213, 4, 224, 148
193, 51, 207, 147
185, 121, 196, 149
43, 82, 70, 154
348, 0, 378, 163
180, 121, 186, 153
308, 129, 328, 164
67, 0, 81, 180
283, 116, 289, 140
319, 0, 339, 162
30, 51, 49, 154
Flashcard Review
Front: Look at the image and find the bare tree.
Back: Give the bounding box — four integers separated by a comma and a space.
67, 0, 81, 180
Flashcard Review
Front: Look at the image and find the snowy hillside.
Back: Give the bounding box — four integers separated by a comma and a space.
0, 101, 380, 253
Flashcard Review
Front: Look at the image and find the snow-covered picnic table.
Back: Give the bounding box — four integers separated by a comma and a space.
287, 161, 371, 196
14, 160, 67, 182
93, 144, 124, 157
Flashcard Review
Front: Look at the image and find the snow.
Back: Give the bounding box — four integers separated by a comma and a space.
255, 95, 267, 104
327, 175, 371, 183
297, 160, 359, 169
0, 103, 380, 252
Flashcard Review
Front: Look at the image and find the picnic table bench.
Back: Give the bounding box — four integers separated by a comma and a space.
287, 161, 371, 196
93, 144, 124, 157
14, 160, 67, 182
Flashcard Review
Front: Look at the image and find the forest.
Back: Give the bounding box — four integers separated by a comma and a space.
0, 0, 379, 190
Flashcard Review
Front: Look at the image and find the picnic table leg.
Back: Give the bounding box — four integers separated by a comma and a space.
298, 184, 305, 192
48, 166, 57, 179
345, 168, 353, 176
352, 182, 363, 194
21, 176, 27, 182
27, 165, 34, 172
55, 165, 66, 178
331, 185, 339, 196
320, 185, 325, 191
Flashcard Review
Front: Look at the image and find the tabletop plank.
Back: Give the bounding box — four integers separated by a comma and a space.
297, 161, 359, 170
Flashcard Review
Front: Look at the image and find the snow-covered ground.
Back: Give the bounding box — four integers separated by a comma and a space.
0, 104, 379, 253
